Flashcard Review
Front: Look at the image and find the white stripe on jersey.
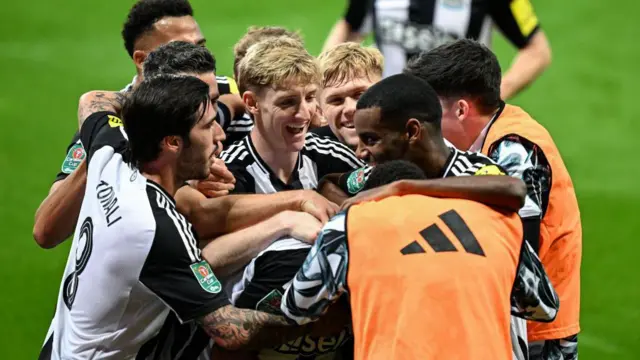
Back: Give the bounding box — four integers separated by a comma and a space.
151, 184, 199, 263
304, 134, 363, 169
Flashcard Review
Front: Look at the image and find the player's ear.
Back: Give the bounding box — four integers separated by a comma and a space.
133, 50, 148, 75
406, 118, 422, 143
456, 99, 470, 121
162, 135, 182, 156
243, 91, 259, 117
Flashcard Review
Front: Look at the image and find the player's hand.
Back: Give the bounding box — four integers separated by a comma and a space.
195, 159, 236, 198
340, 182, 402, 210
309, 103, 327, 129
280, 211, 323, 244
296, 190, 339, 223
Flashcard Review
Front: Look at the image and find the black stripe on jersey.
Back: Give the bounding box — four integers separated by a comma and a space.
465, 2, 487, 39
304, 133, 363, 169
38, 333, 53, 360
140, 183, 229, 323
136, 312, 211, 360
234, 247, 311, 310
220, 137, 250, 163
407, 0, 437, 61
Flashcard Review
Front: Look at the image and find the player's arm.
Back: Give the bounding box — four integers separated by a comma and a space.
511, 241, 559, 322
33, 132, 86, 248
323, 0, 371, 52
77, 90, 126, 129
33, 160, 87, 248
140, 213, 317, 351
281, 212, 350, 324
489, 0, 551, 99
339, 164, 527, 211
201, 211, 322, 277
175, 186, 339, 240
488, 135, 551, 253
32, 92, 125, 248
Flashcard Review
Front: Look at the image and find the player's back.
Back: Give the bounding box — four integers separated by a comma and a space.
346, 195, 524, 360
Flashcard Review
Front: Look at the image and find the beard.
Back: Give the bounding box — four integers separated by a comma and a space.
177, 143, 211, 182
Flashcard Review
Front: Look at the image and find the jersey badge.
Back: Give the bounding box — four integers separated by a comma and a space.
256, 289, 284, 314
108, 115, 123, 128
190, 261, 222, 294
347, 168, 367, 194
61, 142, 86, 174
474, 164, 506, 176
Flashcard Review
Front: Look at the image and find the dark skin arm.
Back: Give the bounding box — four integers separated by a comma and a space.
341, 176, 526, 211
317, 174, 349, 205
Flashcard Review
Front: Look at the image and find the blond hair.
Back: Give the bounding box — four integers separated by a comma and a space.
318, 42, 384, 88
237, 36, 320, 95
233, 26, 304, 79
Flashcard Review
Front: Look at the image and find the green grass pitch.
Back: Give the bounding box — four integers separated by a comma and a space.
0, 0, 638, 358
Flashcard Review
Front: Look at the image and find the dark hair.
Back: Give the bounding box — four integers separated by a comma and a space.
143, 41, 216, 79
404, 39, 502, 114
356, 73, 442, 130
362, 160, 426, 191
122, 0, 194, 58
122, 75, 209, 168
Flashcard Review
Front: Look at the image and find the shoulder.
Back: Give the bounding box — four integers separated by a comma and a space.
448, 149, 506, 176
145, 182, 201, 260
216, 76, 239, 95
219, 137, 251, 165
303, 132, 363, 166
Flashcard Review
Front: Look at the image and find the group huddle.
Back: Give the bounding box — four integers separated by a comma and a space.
33, 0, 582, 359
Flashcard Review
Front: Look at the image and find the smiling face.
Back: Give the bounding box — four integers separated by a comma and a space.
251, 81, 319, 153
320, 75, 380, 149
353, 107, 411, 166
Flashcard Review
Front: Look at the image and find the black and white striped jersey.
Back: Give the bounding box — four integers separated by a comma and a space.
53, 75, 242, 184
337, 145, 506, 195
40, 111, 228, 360
344, 0, 541, 76
220, 132, 365, 194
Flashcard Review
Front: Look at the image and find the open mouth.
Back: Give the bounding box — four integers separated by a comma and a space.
285, 123, 307, 135
340, 121, 355, 130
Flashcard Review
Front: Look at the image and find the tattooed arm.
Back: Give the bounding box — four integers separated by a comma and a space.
198, 305, 312, 350
77, 90, 127, 128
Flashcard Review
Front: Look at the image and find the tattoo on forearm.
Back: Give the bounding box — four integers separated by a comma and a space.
78, 91, 127, 126
199, 305, 309, 350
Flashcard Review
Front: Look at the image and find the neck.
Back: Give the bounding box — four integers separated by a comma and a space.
416, 137, 453, 178
250, 129, 298, 184
461, 110, 498, 151
141, 161, 182, 198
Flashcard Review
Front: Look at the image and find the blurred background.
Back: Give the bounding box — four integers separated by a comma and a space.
0, 0, 638, 358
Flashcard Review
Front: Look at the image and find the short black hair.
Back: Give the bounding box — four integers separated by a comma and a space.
404, 39, 502, 114
356, 73, 442, 130
122, 74, 210, 168
362, 160, 426, 191
122, 0, 194, 58
143, 41, 216, 79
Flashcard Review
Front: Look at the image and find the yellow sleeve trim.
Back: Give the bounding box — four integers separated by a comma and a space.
510, 0, 539, 37
227, 77, 239, 95
474, 165, 506, 176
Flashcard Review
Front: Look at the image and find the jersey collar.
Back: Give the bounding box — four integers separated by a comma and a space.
245, 135, 303, 189
469, 101, 505, 153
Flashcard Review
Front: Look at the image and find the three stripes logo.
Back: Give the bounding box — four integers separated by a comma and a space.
400, 210, 485, 256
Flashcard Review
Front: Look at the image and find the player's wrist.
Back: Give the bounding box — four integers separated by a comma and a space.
272, 211, 295, 239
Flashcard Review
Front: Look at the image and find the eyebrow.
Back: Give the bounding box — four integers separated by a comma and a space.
196, 38, 207, 46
